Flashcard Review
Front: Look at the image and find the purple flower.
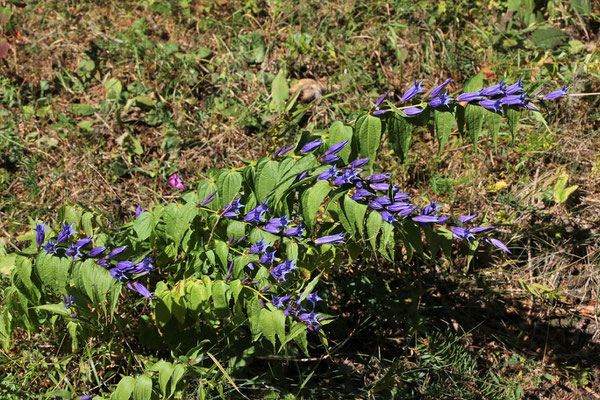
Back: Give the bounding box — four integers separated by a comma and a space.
321, 154, 340, 164
412, 215, 448, 223
260, 250, 276, 264
297, 171, 308, 181
34, 222, 47, 247
486, 238, 511, 253
394, 192, 410, 201
246, 262, 255, 271
42, 240, 57, 255
375, 92, 388, 107
532, 86, 547, 97
397, 205, 418, 216
244, 201, 269, 224
333, 167, 361, 186
109, 268, 127, 281
458, 215, 478, 223
326, 140, 349, 155
429, 79, 452, 98
367, 173, 391, 183
62, 294, 76, 308
372, 109, 390, 115
387, 201, 413, 212
270, 259, 297, 281
299, 311, 325, 330
168, 173, 185, 190
272, 295, 292, 309
315, 233, 345, 245
300, 139, 323, 153
401, 80, 426, 102
274, 145, 295, 157
429, 91, 453, 108
504, 78, 523, 95
88, 246, 105, 257
318, 166, 338, 181
95, 258, 109, 268
284, 303, 306, 317
543, 85, 570, 100
368, 200, 383, 210
306, 291, 323, 307
457, 91, 484, 102
66, 243, 83, 260
135, 204, 145, 218
201, 191, 217, 206
116, 261, 134, 271
225, 260, 234, 282
480, 80, 507, 97
349, 158, 370, 168
264, 214, 292, 234
403, 107, 425, 116
421, 200, 441, 215
284, 224, 305, 238
126, 282, 153, 299
373, 196, 392, 206
351, 188, 373, 201
479, 99, 503, 113
370, 183, 390, 191
250, 238, 270, 254
500, 94, 527, 106
130, 256, 153, 274
56, 222, 77, 244
75, 237, 93, 249
380, 211, 397, 224
222, 199, 244, 218
106, 245, 128, 259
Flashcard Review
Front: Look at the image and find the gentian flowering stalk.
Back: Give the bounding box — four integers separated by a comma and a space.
429, 79, 452, 98
34, 222, 47, 247
315, 233, 345, 245
400, 80, 426, 102
56, 222, 77, 244
543, 85, 570, 100
300, 139, 323, 153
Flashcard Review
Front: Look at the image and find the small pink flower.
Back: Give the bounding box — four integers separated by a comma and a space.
168, 173, 185, 190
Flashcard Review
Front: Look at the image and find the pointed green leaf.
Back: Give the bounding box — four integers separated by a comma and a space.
484, 108, 502, 146
36, 253, 70, 294
462, 72, 484, 92
255, 160, 280, 202
465, 104, 483, 147
158, 361, 174, 397
259, 306, 286, 350
217, 170, 242, 209
327, 121, 353, 163
386, 113, 412, 163
301, 180, 331, 230
506, 106, 520, 141
366, 211, 382, 252
270, 69, 289, 112
133, 374, 152, 400
356, 114, 382, 167
434, 109, 454, 154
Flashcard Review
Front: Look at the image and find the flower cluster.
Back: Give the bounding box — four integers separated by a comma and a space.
371, 78, 569, 116
34, 219, 153, 299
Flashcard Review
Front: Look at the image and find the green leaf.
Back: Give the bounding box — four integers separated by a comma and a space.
164, 203, 197, 249
553, 172, 578, 204
327, 121, 353, 163
36, 253, 70, 294
506, 106, 520, 141
70, 104, 95, 116
112, 376, 135, 400
530, 27, 567, 49
158, 361, 174, 397
366, 211, 382, 252
34, 303, 71, 316
0, 6, 11, 25
434, 109, 454, 154
571, 0, 591, 16
259, 306, 286, 350
356, 114, 382, 168
386, 113, 412, 163
255, 160, 280, 202
484, 108, 502, 146
211, 280, 231, 317
105, 78, 122, 100
170, 364, 185, 397
462, 72, 484, 92
134, 96, 156, 107
465, 104, 483, 147
270, 69, 290, 112
73, 259, 114, 309
133, 374, 152, 400
301, 180, 331, 230
299, 272, 322, 302
217, 170, 242, 209
133, 212, 154, 241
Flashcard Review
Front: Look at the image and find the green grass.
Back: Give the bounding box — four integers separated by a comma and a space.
0, 0, 599, 398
